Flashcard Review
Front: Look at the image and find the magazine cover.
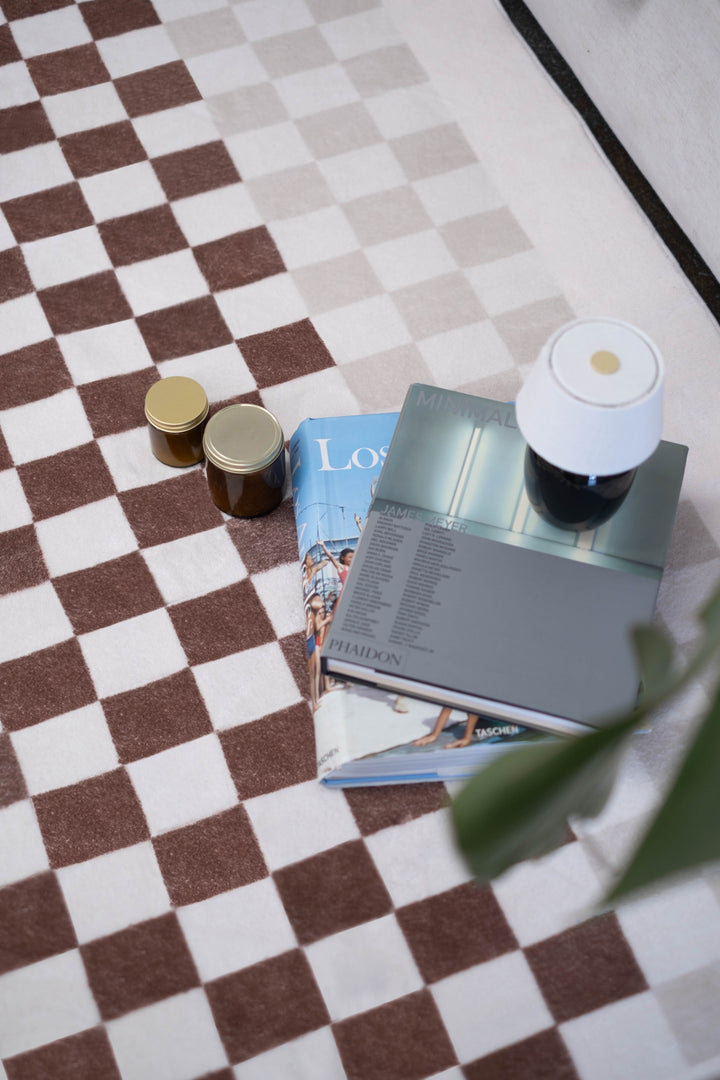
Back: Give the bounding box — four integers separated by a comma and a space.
289, 411, 536, 785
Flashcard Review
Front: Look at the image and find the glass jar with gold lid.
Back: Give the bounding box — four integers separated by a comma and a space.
203, 403, 286, 517
144, 376, 209, 467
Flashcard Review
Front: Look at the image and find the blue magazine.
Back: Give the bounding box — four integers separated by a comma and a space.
289, 411, 539, 785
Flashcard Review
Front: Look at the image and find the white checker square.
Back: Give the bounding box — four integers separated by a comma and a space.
0, 143, 73, 202
319, 143, 405, 203
320, 8, 402, 60
275, 64, 359, 119
0, 293, 52, 354
193, 642, 302, 729
365, 230, 455, 291
36, 497, 138, 578
186, 44, 266, 97
58, 320, 154, 385
0, 800, 49, 890
216, 273, 307, 338
0, 208, 14, 251
133, 100, 218, 158
244, 779, 359, 872
79, 161, 167, 222
57, 842, 171, 945
128, 734, 238, 836
418, 320, 514, 387
143, 526, 247, 606
261, 367, 359, 442
178, 878, 297, 982
561, 992, 686, 1080
233, 1028, 346, 1080
306, 915, 423, 1022
366, 83, 451, 140
11, 703, 118, 797
1, 388, 94, 465
618, 878, 720, 984
10, 6, 91, 58
116, 251, 209, 317
0, 60, 40, 107
251, 563, 305, 639
467, 250, 561, 316
312, 294, 411, 363
0, 468, 32, 532
99, 426, 174, 493
43, 82, 127, 138
96, 26, 180, 79
107, 989, 227, 1080
571, 744, 660, 839
432, 952, 552, 1063
268, 205, 358, 270
0, 951, 99, 1061
22, 226, 112, 291
226, 121, 313, 180
173, 182, 262, 246
492, 840, 602, 947
414, 164, 505, 226
79, 609, 187, 699
0, 583, 72, 665
158, 343, 256, 403
233, 0, 314, 42
365, 809, 472, 908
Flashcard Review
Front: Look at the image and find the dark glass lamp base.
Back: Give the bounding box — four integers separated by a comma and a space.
524, 446, 636, 532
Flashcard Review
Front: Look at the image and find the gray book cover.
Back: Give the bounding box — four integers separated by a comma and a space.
322, 384, 688, 736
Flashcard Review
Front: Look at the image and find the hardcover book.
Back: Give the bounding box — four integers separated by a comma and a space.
289, 410, 541, 786
321, 384, 688, 737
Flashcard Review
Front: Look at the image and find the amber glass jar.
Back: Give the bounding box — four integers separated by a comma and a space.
203, 403, 286, 517
144, 377, 209, 467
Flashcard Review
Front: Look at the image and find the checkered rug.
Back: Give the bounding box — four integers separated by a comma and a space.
2, 1, 720, 1078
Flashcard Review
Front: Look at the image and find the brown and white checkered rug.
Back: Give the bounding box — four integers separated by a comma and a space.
2, 1, 720, 1078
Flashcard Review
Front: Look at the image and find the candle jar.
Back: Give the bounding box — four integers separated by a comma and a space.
203, 403, 286, 517
144, 376, 209, 467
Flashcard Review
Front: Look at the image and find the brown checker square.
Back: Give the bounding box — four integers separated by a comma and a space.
38, 270, 133, 336
397, 882, 518, 983
194, 227, 286, 292
18, 441, 116, 522
102, 668, 213, 763
344, 782, 448, 834
3, 1027, 122, 1080
206, 949, 330, 1064
2, 0, 72, 16
0, 525, 48, 596
0, 429, 11, 471
115, 61, 202, 119
525, 913, 648, 1024
1, 182, 94, 244
274, 838, 393, 945
27, 43, 110, 97
153, 805, 267, 906
0, 735, 27, 807
79, 0, 160, 40
0, 638, 96, 732
279, 631, 312, 701
152, 142, 241, 202
493, 296, 576, 365
253, 27, 335, 78
169, 579, 276, 667
296, 100, 383, 159
119, 470, 224, 548
60, 121, 147, 179
442, 208, 533, 268
464, 1027, 580, 1080
34, 768, 149, 868
0, 872, 77, 976
0, 102, 54, 155
238, 318, 334, 389
220, 701, 316, 800
79, 367, 157, 438
99, 204, 188, 267
0, 338, 72, 410
137, 295, 233, 362
0, 24, 22, 67
54, 551, 164, 636
81, 912, 199, 1021
333, 989, 457, 1080
0, 246, 33, 303
344, 44, 427, 97
226, 497, 299, 574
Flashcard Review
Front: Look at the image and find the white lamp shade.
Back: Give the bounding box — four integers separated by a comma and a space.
515, 317, 664, 475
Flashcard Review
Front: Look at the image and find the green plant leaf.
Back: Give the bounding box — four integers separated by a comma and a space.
607, 673, 720, 901
632, 625, 676, 701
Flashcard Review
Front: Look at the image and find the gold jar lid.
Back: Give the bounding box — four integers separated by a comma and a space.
203, 403, 284, 474
144, 377, 209, 433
